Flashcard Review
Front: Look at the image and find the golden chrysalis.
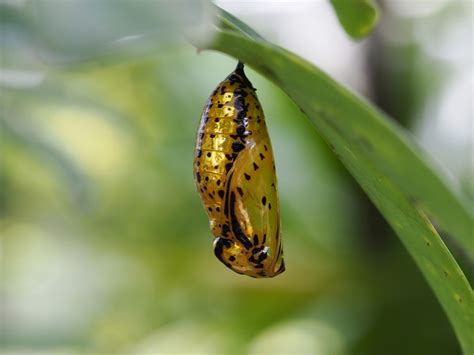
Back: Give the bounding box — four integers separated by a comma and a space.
194, 62, 284, 278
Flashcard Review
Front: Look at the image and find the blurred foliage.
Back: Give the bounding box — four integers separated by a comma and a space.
330, 0, 380, 39
1, 1, 471, 355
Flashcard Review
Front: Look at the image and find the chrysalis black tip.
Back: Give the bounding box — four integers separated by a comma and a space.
233, 61, 254, 89
236, 61, 245, 74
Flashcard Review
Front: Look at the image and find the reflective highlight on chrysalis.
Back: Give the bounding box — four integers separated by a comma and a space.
193, 62, 285, 278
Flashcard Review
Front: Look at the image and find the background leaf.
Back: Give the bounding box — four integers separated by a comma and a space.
329, 0, 379, 39
0, 0, 214, 66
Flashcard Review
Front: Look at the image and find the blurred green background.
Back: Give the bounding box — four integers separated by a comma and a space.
1, 1, 472, 354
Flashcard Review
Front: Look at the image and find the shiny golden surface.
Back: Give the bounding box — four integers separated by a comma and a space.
194, 63, 284, 278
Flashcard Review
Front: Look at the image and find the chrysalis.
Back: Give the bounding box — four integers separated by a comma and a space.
194, 62, 285, 278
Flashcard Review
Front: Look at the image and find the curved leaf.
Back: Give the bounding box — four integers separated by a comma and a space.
215, 5, 266, 41
190, 19, 473, 353
208, 9, 474, 260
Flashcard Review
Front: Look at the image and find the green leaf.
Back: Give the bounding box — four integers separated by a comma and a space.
2, 0, 213, 65
330, 0, 379, 39
320, 113, 474, 353
212, 8, 473, 260
190, 15, 474, 353
215, 5, 266, 41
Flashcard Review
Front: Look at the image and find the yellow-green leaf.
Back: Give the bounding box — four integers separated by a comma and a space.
330, 0, 380, 39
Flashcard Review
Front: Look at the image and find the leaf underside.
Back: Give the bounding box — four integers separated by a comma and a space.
190, 8, 474, 354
